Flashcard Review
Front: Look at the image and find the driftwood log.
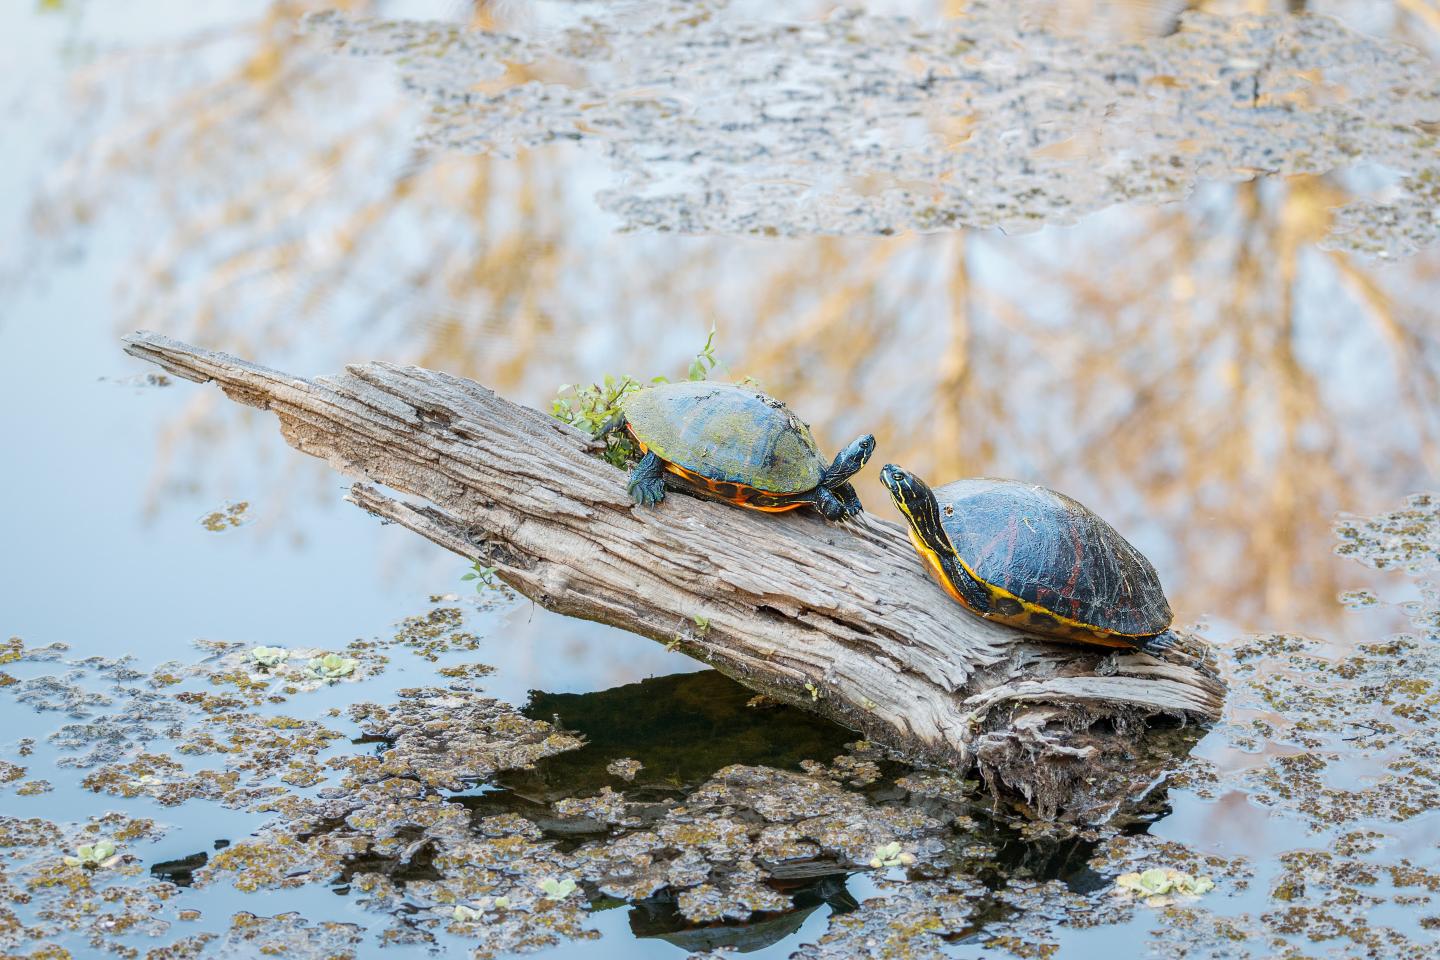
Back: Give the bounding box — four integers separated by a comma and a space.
123, 331, 1225, 820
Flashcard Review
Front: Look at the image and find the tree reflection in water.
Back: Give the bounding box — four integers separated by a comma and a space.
23, 0, 1440, 634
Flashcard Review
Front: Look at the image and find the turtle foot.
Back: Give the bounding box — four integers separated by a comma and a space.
1135, 630, 1178, 655
627, 450, 667, 508
628, 476, 666, 507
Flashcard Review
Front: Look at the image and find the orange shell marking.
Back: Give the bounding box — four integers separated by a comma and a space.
634, 436, 807, 512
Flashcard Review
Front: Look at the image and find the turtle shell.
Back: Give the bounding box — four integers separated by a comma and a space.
621, 381, 826, 494
934, 478, 1172, 637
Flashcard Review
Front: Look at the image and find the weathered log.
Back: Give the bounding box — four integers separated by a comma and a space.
122, 330, 1225, 820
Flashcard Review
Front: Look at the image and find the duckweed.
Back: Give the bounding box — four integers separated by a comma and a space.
4, 493, 1440, 956
197, 501, 251, 533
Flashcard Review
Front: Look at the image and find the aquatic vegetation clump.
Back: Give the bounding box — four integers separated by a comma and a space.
0, 811, 175, 956
1113, 867, 1215, 900
538, 877, 576, 901
791, 877, 985, 960
347, 687, 585, 791
555, 762, 957, 924
308, 1, 1440, 258
307, 653, 358, 680
1227, 631, 1440, 826
62, 839, 118, 870
197, 500, 251, 533
604, 757, 643, 782
248, 645, 289, 669
1335, 492, 1440, 573
384, 605, 484, 661
868, 841, 915, 869
220, 912, 366, 958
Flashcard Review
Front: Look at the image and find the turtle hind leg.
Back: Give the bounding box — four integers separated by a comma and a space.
628, 451, 667, 507
1133, 630, 1179, 655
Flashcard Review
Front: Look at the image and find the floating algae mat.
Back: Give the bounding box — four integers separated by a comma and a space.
307, 0, 1440, 257
3, 495, 1440, 957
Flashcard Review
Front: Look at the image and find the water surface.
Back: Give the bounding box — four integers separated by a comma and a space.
3, 1, 1440, 957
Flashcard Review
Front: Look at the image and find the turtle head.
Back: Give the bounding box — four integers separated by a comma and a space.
823, 434, 876, 487
881, 464, 950, 555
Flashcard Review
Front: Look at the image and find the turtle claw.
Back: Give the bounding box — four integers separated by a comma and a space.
627, 451, 667, 508
1136, 630, 1179, 655
832, 481, 864, 520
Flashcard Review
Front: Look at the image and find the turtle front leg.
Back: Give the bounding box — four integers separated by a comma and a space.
834, 481, 863, 518
814, 486, 846, 522
628, 451, 667, 507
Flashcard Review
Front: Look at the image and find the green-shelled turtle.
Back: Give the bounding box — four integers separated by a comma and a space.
609, 381, 874, 522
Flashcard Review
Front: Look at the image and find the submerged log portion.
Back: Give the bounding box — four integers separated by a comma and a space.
123, 330, 1225, 820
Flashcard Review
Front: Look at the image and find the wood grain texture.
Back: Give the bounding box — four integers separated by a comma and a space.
123, 330, 1226, 820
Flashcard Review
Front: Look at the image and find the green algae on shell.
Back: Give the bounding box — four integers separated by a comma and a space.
621, 380, 827, 494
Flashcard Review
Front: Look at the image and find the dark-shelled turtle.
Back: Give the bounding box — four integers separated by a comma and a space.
609, 381, 874, 521
880, 465, 1176, 653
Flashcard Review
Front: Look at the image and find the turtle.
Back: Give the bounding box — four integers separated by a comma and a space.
606, 380, 876, 521
879, 464, 1177, 653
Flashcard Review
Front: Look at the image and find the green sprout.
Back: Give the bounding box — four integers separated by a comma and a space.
692, 614, 711, 634
687, 323, 720, 381
249, 646, 289, 670
461, 560, 501, 592
64, 839, 117, 870
307, 653, 358, 680
552, 373, 650, 468
539, 877, 577, 900
868, 842, 915, 869
804, 681, 822, 701
551, 327, 727, 469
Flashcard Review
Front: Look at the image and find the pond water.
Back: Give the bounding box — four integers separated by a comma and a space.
2, 1, 1440, 958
